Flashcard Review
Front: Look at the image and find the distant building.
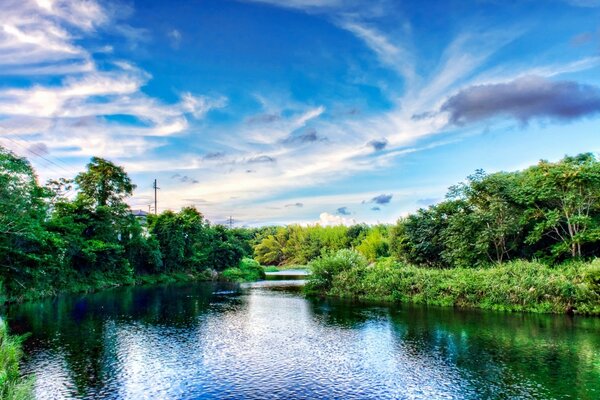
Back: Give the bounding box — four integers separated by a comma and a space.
131, 209, 149, 224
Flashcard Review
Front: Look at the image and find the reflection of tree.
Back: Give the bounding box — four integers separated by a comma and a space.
306, 297, 373, 328
386, 306, 600, 399
6, 282, 238, 396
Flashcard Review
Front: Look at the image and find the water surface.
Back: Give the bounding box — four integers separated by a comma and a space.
5, 279, 600, 399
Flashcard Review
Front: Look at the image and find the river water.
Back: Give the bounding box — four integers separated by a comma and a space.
5, 278, 600, 399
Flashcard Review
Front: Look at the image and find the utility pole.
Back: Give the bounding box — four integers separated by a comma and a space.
153, 179, 160, 215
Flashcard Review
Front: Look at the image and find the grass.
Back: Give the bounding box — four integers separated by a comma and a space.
307, 250, 600, 315
0, 320, 33, 400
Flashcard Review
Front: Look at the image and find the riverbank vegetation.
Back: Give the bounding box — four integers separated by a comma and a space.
0, 146, 256, 302
298, 153, 600, 314
306, 251, 600, 314
0, 320, 32, 400
221, 258, 266, 282
2, 144, 600, 314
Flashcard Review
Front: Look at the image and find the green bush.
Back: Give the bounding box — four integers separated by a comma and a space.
0, 320, 33, 400
305, 249, 368, 294
221, 258, 266, 282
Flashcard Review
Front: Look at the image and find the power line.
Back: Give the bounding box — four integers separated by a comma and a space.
1, 136, 72, 175
0, 136, 81, 198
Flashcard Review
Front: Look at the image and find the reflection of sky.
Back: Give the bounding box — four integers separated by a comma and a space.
20, 285, 599, 399
27, 350, 78, 399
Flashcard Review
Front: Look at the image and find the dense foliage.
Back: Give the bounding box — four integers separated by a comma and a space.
255, 153, 600, 272
391, 153, 600, 267
0, 146, 255, 301
3, 146, 600, 314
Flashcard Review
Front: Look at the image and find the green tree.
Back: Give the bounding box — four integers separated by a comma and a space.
356, 227, 389, 262
75, 157, 135, 209
0, 147, 57, 296
254, 228, 287, 265
520, 154, 600, 259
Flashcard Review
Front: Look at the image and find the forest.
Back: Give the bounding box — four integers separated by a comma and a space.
1, 145, 600, 313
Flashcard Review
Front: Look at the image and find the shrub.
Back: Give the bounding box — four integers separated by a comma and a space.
305, 249, 368, 294
221, 258, 266, 282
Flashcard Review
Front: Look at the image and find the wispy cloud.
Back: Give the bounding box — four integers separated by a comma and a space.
167, 29, 182, 49
0, 0, 225, 160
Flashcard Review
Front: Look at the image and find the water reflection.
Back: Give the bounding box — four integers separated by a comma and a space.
5, 281, 600, 399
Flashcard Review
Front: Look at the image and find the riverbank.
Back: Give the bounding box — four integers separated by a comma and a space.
1, 257, 271, 305
0, 320, 32, 400
2, 269, 216, 304
306, 250, 600, 315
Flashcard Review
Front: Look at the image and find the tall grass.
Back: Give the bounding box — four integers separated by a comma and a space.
0, 319, 32, 400
308, 250, 600, 315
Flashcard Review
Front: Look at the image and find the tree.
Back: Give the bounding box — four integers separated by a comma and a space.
0, 146, 57, 295
356, 227, 389, 262
75, 157, 135, 209
447, 171, 523, 264
520, 154, 600, 259
254, 228, 287, 265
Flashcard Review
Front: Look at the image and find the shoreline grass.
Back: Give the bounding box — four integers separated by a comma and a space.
306, 250, 600, 315
0, 319, 33, 400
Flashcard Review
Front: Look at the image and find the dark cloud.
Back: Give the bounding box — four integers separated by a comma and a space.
246, 113, 281, 124
371, 206, 381, 211
27, 142, 49, 156
370, 194, 393, 205
283, 128, 321, 145
248, 155, 276, 163
367, 138, 388, 151
203, 152, 225, 160
171, 174, 199, 184
417, 197, 441, 206
411, 111, 436, 121
285, 202, 304, 208
337, 206, 351, 215
442, 76, 600, 125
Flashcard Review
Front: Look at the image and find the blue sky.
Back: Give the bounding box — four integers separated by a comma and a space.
1, 0, 600, 226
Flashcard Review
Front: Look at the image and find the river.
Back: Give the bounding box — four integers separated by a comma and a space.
5, 277, 600, 399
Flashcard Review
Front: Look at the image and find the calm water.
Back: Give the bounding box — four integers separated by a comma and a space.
5, 279, 600, 399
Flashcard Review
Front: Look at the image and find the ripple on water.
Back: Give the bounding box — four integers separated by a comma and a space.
8, 281, 600, 399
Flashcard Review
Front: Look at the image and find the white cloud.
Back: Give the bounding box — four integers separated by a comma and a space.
316, 212, 356, 226
0, 0, 225, 161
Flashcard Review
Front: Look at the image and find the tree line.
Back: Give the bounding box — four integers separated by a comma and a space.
2, 144, 600, 300
0, 147, 255, 300
254, 153, 600, 268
